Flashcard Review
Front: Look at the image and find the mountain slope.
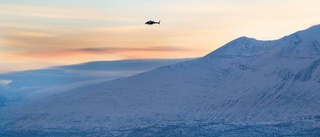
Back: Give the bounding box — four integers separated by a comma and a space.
3, 25, 320, 136
0, 59, 190, 107
0, 59, 190, 89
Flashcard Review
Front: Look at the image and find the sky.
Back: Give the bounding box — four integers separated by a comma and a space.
1, 0, 320, 73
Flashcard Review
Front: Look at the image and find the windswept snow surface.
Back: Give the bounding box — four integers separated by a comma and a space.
2, 25, 320, 136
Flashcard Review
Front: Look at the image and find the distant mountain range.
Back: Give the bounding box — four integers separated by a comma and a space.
2, 25, 320, 136
0, 59, 191, 107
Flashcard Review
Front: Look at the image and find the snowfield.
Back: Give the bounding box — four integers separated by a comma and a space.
2, 25, 320, 136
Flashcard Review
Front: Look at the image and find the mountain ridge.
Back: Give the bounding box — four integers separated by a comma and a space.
206, 24, 320, 58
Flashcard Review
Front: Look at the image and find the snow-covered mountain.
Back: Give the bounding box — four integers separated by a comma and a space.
2, 25, 320, 136
0, 59, 190, 107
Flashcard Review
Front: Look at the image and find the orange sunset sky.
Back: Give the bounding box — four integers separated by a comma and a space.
1, 0, 320, 73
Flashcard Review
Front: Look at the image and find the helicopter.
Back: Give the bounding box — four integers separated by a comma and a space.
145, 20, 161, 25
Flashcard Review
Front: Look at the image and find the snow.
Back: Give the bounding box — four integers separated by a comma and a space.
2, 25, 320, 136
0, 58, 190, 107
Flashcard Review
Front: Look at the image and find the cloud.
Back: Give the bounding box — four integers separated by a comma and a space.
0, 4, 134, 21
74, 46, 189, 53
0, 80, 12, 86
17, 46, 196, 59
0, 46, 204, 73
0, 19, 206, 73
2, 29, 104, 51
0, 23, 202, 53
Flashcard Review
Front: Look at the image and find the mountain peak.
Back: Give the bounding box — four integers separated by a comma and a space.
204, 36, 266, 58
289, 24, 320, 41
205, 24, 320, 58
304, 24, 320, 32
272, 24, 320, 57
235, 36, 256, 41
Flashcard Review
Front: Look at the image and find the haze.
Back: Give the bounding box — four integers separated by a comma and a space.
1, 0, 320, 72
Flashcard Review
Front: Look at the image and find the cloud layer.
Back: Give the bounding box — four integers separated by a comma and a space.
1, 1, 320, 72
